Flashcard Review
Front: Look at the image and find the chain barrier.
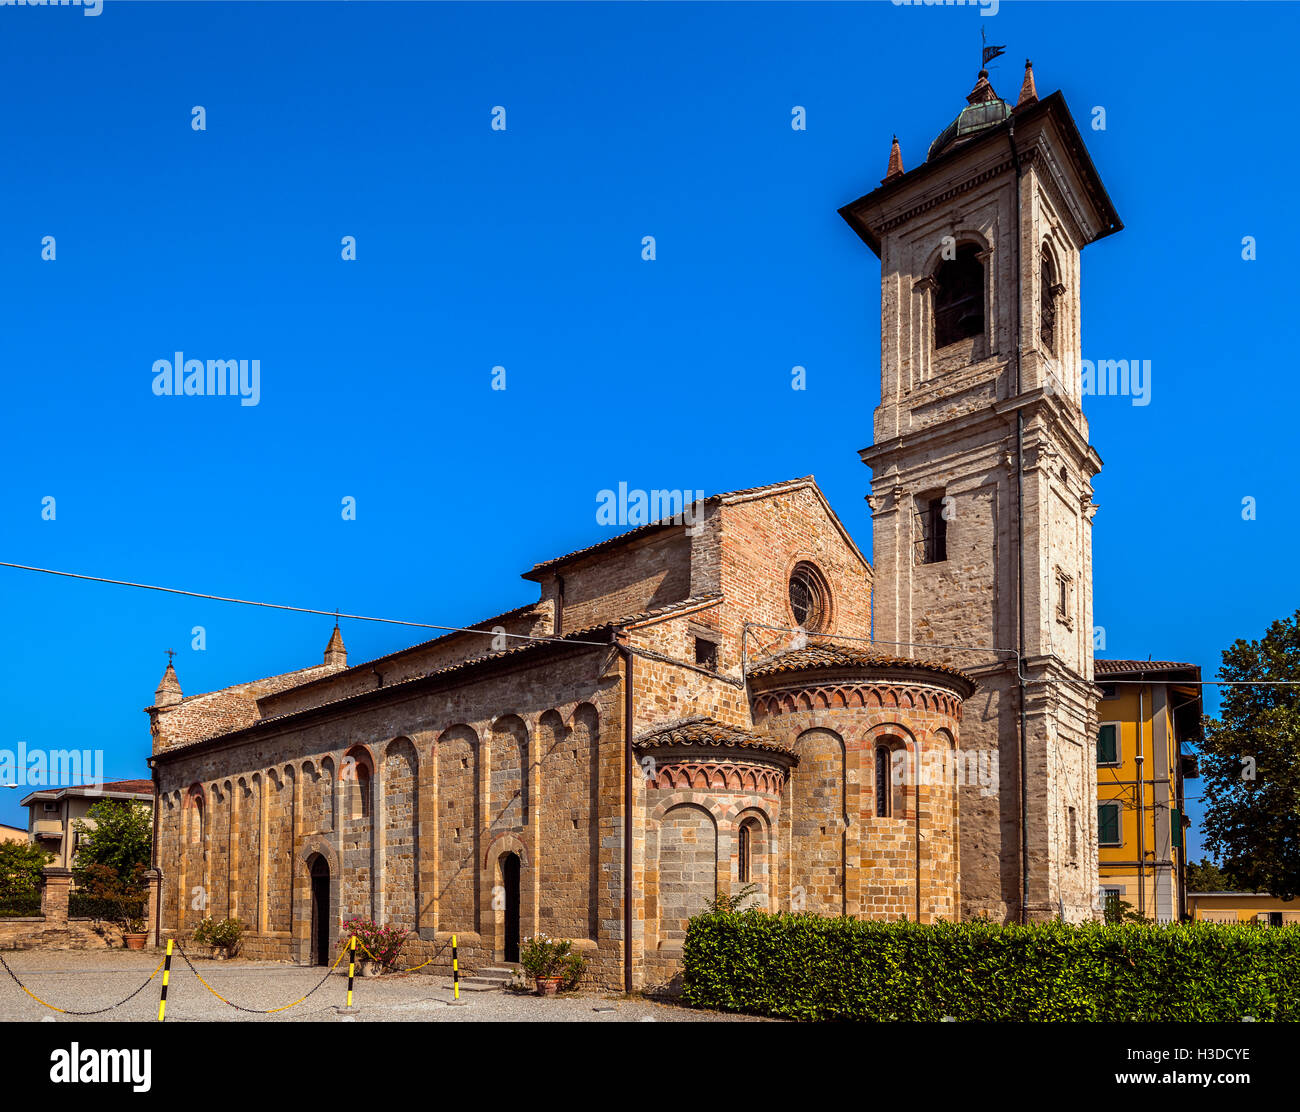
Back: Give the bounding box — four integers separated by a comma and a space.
1, 931, 448, 1017
0, 949, 165, 1016
171, 937, 349, 1014
349, 935, 438, 974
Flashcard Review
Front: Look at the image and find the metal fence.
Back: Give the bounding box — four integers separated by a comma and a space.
0, 891, 43, 917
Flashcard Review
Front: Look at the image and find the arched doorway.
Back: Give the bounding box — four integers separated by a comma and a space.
309, 855, 331, 966
500, 852, 521, 963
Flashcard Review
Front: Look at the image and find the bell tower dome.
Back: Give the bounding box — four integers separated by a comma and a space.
838, 60, 1122, 923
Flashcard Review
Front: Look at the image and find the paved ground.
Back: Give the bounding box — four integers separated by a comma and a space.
0, 950, 765, 1022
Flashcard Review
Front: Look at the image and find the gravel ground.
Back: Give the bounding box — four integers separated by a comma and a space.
0, 950, 767, 1023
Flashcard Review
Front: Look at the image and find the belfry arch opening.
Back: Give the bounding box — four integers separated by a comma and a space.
933, 243, 985, 349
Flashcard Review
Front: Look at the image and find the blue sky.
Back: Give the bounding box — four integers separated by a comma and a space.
1, 1, 1294, 862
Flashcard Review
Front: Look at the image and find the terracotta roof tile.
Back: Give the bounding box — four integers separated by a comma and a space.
1095, 660, 1199, 675
153, 598, 721, 759
746, 642, 976, 693
21, 779, 154, 801
633, 716, 797, 758
522, 477, 816, 577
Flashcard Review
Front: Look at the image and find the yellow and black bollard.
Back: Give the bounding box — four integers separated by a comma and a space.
157, 939, 173, 1022
346, 935, 356, 1009
452, 933, 459, 1001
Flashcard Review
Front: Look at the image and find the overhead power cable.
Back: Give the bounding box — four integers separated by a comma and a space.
3, 559, 1300, 686
0, 560, 609, 647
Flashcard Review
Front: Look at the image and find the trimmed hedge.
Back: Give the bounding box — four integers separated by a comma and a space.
68, 892, 144, 922
682, 912, 1300, 1021
0, 891, 42, 918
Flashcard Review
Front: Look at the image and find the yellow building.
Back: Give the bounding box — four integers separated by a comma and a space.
0, 823, 28, 845
1186, 891, 1300, 924
1095, 661, 1201, 922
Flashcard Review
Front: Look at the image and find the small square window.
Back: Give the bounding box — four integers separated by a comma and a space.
1100, 683, 1118, 699
694, 637, 718, 671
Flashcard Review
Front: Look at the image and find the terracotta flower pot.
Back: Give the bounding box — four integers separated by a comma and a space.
535, 975, 562, 996
359, 959, 380, 978
123, 933, 147, 950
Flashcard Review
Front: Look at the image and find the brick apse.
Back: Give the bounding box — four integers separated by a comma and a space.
148, 478, 973, 991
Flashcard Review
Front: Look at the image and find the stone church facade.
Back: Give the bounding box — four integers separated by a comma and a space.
148, 478, 972, 990
147, 60, 1116, 987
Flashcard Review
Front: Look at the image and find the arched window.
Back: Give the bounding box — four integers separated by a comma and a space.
350, 761, 372, 821
933, 244, 985, 349
875, 742, 908, 818
738, 819, 754, 882
1040, 245, 1058, 352
875, 746, 892, 817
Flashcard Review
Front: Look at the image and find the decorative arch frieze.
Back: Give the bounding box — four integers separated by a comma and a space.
752, 682, 963, 720
648, 760, 787, 795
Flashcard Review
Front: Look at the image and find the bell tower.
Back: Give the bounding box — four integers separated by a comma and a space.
839, 61, 1122, 922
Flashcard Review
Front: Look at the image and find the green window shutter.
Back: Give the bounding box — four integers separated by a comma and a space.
1098, 803, 1120, 845
1097, 723, 1118, 764
1171, 807, 1183, 851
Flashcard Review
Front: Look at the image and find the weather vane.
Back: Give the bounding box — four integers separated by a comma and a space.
982, 26, 1006, 70
166, 647, 176, 665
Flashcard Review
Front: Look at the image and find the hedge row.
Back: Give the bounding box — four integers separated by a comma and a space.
68, 893, 144, 921
681, 912, 1300, 1021
0, 891, 42, 918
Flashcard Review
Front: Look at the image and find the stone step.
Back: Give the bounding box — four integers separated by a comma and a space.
474, 965, 521, 980
455, 978, 506, 992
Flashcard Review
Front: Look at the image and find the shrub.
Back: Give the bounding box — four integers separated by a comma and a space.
559, 950, 587, 992
193, 917, 244, 954
520, 933, 586, 990
74, 863, 147, 931
682, 912, 1300, 1021
71, 799, 152, 883
0, 891, 42, 918
342, 918, 408, 970
0, 841, 52, 901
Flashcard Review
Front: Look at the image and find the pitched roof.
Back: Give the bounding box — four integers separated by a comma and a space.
633, 716, 797, 758
151, 598, 723, 761
522, 476, 869, 578
19, 778, 154, 806
1095, 660, 1200, 676
746, 642, 976, 694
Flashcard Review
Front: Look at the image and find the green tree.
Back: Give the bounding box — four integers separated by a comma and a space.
1185, 857, 1245, 893
1200, 609, 1300, 899
0, 841, 53, 898
71, 798, 152, 883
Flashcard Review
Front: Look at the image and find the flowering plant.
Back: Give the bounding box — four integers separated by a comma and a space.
519, 933, 586, 989
342, 917, 408, 970
519, 933, 569, 978
193, 916, 243, 954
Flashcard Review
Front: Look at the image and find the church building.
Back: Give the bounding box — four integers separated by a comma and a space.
146, 58, 1119, 989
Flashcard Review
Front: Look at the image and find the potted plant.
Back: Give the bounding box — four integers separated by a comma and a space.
122, 917, 148, 950
520, 934, 585, 995
77, 863, 149, 949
